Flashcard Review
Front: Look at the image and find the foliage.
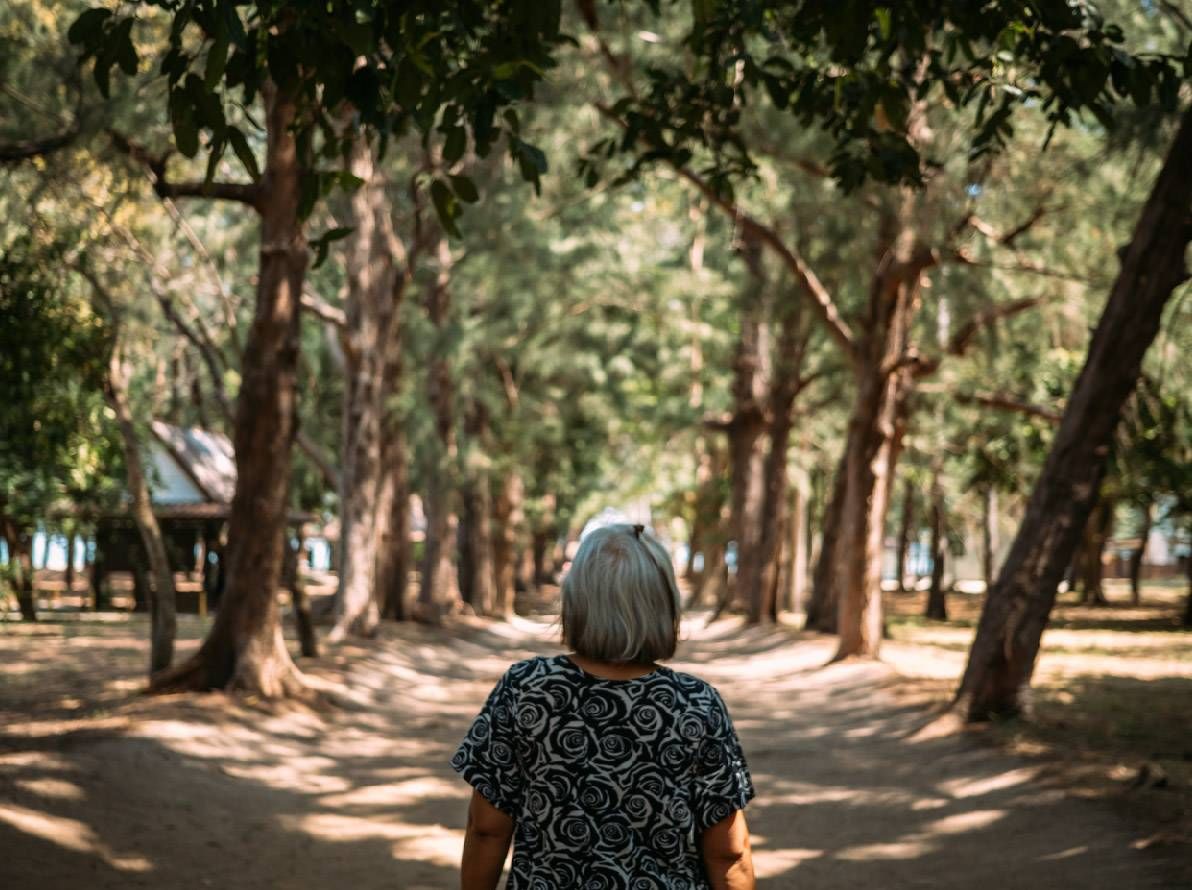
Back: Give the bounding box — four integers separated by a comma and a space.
0, 236, 121, 525
584, 0, 1190, 193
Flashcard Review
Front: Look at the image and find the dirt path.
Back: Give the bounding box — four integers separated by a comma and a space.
0, 615, 1179, 888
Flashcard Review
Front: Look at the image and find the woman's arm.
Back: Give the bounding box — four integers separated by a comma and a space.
701, 809, 756, 890
460, 789, 514, 890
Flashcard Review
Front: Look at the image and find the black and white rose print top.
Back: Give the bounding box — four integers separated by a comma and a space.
452, 654, 755, 890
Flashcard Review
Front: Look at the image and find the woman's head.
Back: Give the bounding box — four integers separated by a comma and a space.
561, 523, 680, 664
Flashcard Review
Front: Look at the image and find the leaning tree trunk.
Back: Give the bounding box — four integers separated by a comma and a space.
151, 82, 308, 697
925, 475, 948, 621
954, 108, 1192, 721
331, 132, 404, 640
106, 348, 177, 674
1128, 501, 1151, 606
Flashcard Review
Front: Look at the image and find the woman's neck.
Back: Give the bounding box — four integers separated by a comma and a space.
566, 653, 661, 680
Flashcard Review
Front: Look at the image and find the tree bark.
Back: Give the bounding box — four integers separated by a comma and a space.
1128, 501, 1151, 606
925, 475, 948, 621
150, 81, 309, 698
954, 108, 1192, 721
106, 348, 177, 675
331, 132, 405, 639
896, 479, 915, 592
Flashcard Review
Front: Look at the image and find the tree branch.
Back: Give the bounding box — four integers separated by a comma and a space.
955, 392, 1062, 424
300, 288, 346, 328
594, 104, 859, 360
945, 296, 1048, 358
0, 126, 81, 164
108, 129, 262, 209
295, 430, 341, 491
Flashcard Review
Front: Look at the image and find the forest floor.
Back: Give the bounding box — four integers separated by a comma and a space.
1, 580, 1189, 888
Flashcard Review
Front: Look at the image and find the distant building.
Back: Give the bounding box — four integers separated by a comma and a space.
91, 422, 308, 612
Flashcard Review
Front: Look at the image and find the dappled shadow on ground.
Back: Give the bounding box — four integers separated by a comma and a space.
0, 612, 1185, 888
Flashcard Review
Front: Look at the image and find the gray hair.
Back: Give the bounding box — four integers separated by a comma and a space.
561, 523, 680, 664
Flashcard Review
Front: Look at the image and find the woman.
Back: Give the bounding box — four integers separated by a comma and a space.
453, 523, 756, 890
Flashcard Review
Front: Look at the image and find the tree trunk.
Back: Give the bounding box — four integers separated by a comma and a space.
896, 479, 915, 592
1, 516, 36, 620
106, 348, 177, 675
925, 475, 948, 621
64, 532, 76, 596
806, 450, 847, 631
285, 532, 318, 658
1077, 496, 1113, 606
981, 486, 998, 591
788, 481, 809, 615
376, 428, 412, 622
491, 472, 522, 617
331, 132, 404, 639
954, 108, 1192, 721
460, 406, 497, 615
417, 240, 460, 622
685, 445, 728, 611
749, 302, 805, 623
150, 81, 309, 698
832, 209, 926, 661
728, 240, 771, 619
1128, 501, 1151, 606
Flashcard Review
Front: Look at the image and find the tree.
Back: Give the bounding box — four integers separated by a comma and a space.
954, 107, 1192, 720
0, 238, 119, 623
583, 0, 1186, 657
70, 0, 565, 695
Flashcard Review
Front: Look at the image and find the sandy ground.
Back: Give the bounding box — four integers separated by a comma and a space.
0, 611, 1187, 889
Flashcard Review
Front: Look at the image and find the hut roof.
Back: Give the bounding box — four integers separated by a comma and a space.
149, 421, 236, 504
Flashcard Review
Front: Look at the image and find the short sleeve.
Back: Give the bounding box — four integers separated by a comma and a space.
451, 669, 524, 817
691, 689, 755, 832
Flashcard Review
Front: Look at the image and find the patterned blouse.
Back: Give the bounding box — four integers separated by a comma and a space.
452, 654, 755, 890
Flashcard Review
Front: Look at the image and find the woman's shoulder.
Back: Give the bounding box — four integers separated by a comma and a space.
499, 654, 560, 686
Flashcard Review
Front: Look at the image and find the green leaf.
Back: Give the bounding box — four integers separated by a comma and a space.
449, 174, 479, 203
309, 226, 354, 270
67, 8, 112, 46
430, 179, 461, 238
227, 127, 260, 181
874, 8, 892, 41
443, 126, 467, 164
205, 32, 230, 90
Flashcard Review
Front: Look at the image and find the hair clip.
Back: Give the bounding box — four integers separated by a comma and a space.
632, 523, 645, 539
